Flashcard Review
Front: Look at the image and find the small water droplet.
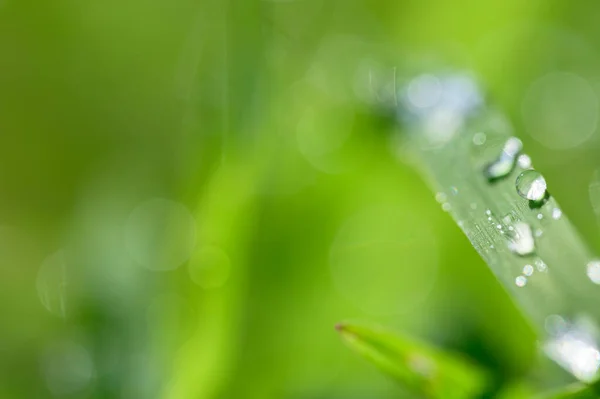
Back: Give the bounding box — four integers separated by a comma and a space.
535, 229, 543, 237
538, 213, 544, 220
507, 222, 535, 256
450, 186, 458, 195
496, 224, 502, 229
435, 192, 447, 203
516, 170, 547, 201
587, 260, 600, 284
441, 203, 451, 212
508, 226, 514, 231
473, 132, 487, 146
486, 209, 492, 216
523, 264, 534, 276
517, 154, 532, 169
535, 259, 548, 272
515, 276, 527, 287
552, 208, 563, 220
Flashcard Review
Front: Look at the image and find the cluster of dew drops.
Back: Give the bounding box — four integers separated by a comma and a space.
438, 132, 600, 288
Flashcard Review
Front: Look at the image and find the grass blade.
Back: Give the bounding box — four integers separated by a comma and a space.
336, 323, 489, 398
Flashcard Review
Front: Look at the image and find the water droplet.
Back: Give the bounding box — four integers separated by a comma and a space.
543, 317, 600, 382
473, 132, 487, 146
523, 264, 534, 276
507, 222, 535, 256
435, 192, 447, 203
485, 209, 492, 216
450, 186, 458, 195
517, 154, 532, 169
441, 203, 451, 212
587, 260, 600, 284
538, 213, 544, 220
516, 170, 547, 201
552, 208, 563, 220
484, 137, 522, 180
496, 224, 502, 229
535, 229, 543, 237
535, 258, 548, 272
515, 276, 527, 287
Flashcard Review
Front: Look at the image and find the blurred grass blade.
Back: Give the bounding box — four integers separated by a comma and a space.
538, 383, 600, 399
394, 72, 600, 382
336, 323, 488, 398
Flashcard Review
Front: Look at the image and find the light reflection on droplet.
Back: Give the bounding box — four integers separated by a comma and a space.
535, 259, 548, 272
543, 318, 600, 382
188, 246, 231, 289
552, 208, 563, 220
515, 276, 527, 287
516, 170, 547, 201
507, 222, 535, 256
484, 137, 522, 180
587, 260, 600, 284
125, 198, 196, 271
522, 72, 599, 150
36, 250, 69, 318
523, 264, 534, 276
41, 341, 94, 397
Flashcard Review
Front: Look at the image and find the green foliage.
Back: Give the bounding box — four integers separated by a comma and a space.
336, 323, 489, 398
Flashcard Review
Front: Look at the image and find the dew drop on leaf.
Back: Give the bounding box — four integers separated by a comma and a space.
516, 169, 547, 201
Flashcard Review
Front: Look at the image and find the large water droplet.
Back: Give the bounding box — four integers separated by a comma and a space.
507, 222, 535, 256
516, 170, 547, 201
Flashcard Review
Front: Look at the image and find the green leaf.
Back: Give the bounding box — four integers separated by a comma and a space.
336, 323, 489, 398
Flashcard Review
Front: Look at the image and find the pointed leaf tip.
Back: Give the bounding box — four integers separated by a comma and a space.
336, 322, 489, 399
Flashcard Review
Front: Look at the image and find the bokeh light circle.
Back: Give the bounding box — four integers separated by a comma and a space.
522, 72, 599, 150
188, 246, 231, 289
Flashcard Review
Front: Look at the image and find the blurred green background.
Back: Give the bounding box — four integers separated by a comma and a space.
2, 0, 600, 398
